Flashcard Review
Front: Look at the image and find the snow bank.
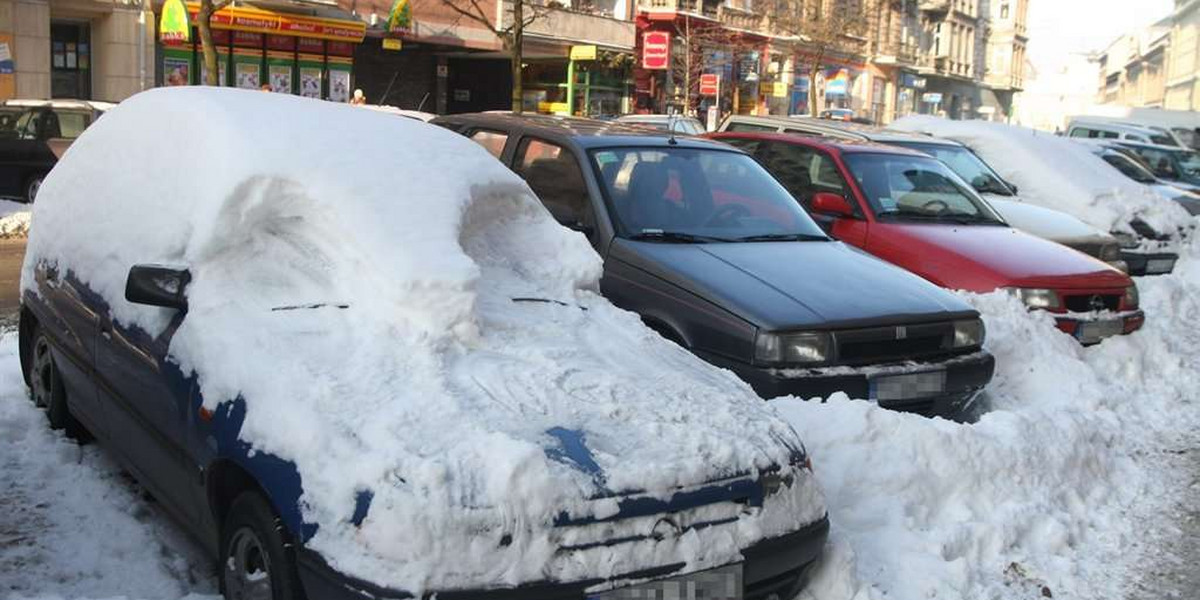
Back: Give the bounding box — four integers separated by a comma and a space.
0, 335, 217, 600
781, 236, 1200, 600
21, 87, 824, 593
0, 199, 30, 238
889, 116, 1194, 236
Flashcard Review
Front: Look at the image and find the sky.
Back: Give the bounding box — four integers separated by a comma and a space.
1027, 0, 1175, 63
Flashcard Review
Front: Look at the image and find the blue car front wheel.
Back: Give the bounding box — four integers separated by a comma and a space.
221, 491, 303, 600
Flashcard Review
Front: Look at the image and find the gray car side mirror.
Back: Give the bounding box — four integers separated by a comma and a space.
125, 264, 191, 310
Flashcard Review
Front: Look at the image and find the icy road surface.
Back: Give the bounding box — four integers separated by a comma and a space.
1, 243, 1198, 600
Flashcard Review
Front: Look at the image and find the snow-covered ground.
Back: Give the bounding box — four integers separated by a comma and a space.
3, 239, 1198, 600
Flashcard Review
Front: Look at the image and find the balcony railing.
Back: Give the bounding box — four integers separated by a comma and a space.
505, 3, 637, 49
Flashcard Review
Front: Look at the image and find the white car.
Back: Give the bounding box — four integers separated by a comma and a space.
890, 116, 1192, 275
20, 87, 828, 600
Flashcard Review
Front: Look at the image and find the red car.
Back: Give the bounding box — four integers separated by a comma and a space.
708, 132, 1144, 344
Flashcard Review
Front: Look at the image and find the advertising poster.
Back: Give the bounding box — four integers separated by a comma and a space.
0, 36, 15, 75
269, 63, 293, 94
299, 65, 323, 98
236, 61, 261, 89
163, 51, 192, 86
328, 68, 350, 102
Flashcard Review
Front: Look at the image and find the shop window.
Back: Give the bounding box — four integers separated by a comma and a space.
469, 130, 509, 158
514, 138, 589, 227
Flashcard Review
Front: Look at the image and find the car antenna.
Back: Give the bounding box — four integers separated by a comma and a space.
668, 113, 679, 145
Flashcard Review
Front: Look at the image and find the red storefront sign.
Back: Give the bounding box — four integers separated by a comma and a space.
186, 3, 366, 43
699, 73, 719, 96
642, 31, 670, 70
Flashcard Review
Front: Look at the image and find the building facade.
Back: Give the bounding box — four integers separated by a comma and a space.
1166, 0, 1200, 109
1096, 20, 1170, 108
980, 0, 1026, 120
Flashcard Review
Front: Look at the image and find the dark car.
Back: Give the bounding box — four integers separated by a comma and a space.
22, 88, 832, 600
0, 99, 109, 202
1078, 140, 1200, 216
434, 112, 995, 417
1114, 139, 1200, 190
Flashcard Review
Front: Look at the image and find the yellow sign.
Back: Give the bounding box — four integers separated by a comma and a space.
772, 81, 788, 98
538, 101, 570, 115
570, 45, 597, 61
382, 38, 403, 51
160, 0, 191, 43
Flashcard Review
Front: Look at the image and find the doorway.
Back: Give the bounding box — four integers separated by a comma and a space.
51, 22, 92, 99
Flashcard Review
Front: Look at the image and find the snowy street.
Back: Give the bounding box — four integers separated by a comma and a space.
2, 235, 1198, 599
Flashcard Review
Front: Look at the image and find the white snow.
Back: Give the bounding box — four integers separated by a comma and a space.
889, 116, 1195, 237
0, 200, 30, 238
19, 87, 825, 594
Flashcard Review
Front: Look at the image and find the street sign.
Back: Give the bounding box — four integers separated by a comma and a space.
382, 38, 403, 51
159, 0, 191, 43
643, 31, 670, 70
922, 92, 943, 104
570, 45, 597, 61
699, 73, 719, 96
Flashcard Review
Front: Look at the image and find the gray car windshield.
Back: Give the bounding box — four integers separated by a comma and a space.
890, 141, 1013, 196
592, 147, 828, 242
844, 153, 1007, 225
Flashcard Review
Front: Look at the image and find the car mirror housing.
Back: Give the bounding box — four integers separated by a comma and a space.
811, 192, 854, 218
125, 264, 191, 310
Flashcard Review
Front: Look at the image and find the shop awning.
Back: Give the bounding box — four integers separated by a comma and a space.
185, 1, 366, 43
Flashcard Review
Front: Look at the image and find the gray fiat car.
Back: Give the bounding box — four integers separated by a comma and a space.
434, 114, 995, 416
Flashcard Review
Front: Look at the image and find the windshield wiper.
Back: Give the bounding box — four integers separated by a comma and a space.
877, 211, 1004, 225
629, 230, 734, 243
734, 233, 829, 242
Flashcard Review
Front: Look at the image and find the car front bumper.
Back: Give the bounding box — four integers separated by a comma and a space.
719, 350, 995, 418
1053, 310, 1145, 345
1121, 251, 1178, 276
295, 515, 831, 600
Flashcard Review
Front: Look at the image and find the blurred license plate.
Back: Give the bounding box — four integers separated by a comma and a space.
1147, 258, 1175, 274
1076, 319, 1123, 344
589, 565, 743, 600
871, 370, 946, 402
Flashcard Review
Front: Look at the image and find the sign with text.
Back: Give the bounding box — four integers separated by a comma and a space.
922, 92, 943, 104
382, 38, 403, 51
160, 0, 191, 43
699, 73, 719, 96
570, 45, 597, 61
642, 31, 670, 70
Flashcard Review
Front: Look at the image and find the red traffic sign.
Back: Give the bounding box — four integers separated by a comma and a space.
700, 73, 720, 96
643, 31, 670, 70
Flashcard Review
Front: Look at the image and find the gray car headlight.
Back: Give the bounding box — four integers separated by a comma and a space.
952, 319, 985, 349
755, 331, 832, 365
1008, 287, 1061, 310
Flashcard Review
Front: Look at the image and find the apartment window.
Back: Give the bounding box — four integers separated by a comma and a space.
1000, 1, 1010, 19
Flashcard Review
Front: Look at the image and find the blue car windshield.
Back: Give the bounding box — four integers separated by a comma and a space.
590, 147, 829, 242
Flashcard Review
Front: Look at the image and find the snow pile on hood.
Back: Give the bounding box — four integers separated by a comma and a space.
21, 87, 823, 592
0, 200, 30, 238
779, 235, 1200, 600
889, 116, 1193, 236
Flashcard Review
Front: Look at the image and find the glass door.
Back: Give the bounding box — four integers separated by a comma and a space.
51, 22, 91, 99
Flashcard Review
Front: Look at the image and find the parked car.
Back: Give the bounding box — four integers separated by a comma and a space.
0, 99, 111, 202
615, 113, 707, 135
819, 108, 854, 122
1113, 139, 1200, 191
434, 112, 994, 416
1075, 139, 1200, 216
1065, 118, 1184, 147
890, 115, 1189, 277
21, 88, 831, 600
708, 131, 1145, 345
1066, 110, 1200, 149
718, 115, 1128, 270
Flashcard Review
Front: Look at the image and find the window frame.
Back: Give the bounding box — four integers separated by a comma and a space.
512, 135, 594, 230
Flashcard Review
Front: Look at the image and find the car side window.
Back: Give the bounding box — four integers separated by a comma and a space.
725, 122, 778, 133
781, 128, 822, 138
759, 143, 854, 214
468, 129, 508, 159
719, 138, 763, 157
514, 138, 591, 228
53, 111, 90, 139
1068, 128, 1092, 138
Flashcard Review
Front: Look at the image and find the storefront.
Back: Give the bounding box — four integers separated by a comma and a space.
159, 2, 366, 102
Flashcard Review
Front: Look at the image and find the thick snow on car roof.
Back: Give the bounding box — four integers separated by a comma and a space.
21, 87, 823, 592
890, 116, 1193, 235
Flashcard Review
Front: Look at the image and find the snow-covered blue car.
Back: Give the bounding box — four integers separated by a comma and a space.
18, 88, 829, 600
